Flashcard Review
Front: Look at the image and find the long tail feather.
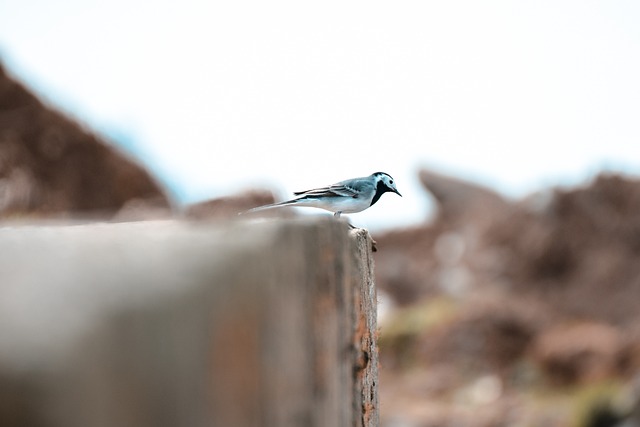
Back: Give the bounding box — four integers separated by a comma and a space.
240, 200, 296, 215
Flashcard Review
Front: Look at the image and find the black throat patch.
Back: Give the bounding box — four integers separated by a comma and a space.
370, 179, 388, 207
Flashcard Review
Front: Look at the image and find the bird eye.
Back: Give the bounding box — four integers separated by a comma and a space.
389, 180, 394, 185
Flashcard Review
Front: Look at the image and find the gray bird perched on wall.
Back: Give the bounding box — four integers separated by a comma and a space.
245, 172, 402, 218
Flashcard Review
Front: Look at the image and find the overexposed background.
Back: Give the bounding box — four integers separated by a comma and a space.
1, 1, 639, 230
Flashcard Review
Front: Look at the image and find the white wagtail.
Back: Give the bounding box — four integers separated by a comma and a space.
245, 172, 402, 218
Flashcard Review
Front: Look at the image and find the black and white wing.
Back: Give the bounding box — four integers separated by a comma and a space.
293, 177, 372, 199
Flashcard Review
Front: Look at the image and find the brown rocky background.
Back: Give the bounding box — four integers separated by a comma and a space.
2, 61, 640, 426
0, 63, 171, 219
375, 171, 640, 427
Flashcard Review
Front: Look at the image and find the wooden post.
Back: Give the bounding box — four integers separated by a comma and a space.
0, 219, 379, 427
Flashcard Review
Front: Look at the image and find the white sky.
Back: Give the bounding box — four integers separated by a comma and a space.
1, 1, 639, 230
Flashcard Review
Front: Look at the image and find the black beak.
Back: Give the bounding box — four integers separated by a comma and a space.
393, 188, 402, 197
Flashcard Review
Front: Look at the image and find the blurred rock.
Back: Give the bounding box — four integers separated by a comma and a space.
417, 293, 549, 379
419, 169, 510, 229
488, 174, 640, 324
112, 197, 174, 221
0, 63, 170, 219
184, 189, 276, 220
376, 169, 640, 426
532, 322, 624, 386
378, 170, 640, 326
376, 168, 514, 304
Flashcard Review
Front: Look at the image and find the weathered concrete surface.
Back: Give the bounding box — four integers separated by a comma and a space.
0, 218, 378, 427
350, 228, 380, 427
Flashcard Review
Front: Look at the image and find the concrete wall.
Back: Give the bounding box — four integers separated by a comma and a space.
0, 218, 379, 427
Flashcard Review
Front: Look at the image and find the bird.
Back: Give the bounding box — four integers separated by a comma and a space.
244, 172, 402, 218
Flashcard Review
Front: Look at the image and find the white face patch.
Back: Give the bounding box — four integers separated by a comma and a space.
373, 173, 401, 198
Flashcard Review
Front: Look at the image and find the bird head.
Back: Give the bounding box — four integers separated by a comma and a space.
373, 172, 402, 197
